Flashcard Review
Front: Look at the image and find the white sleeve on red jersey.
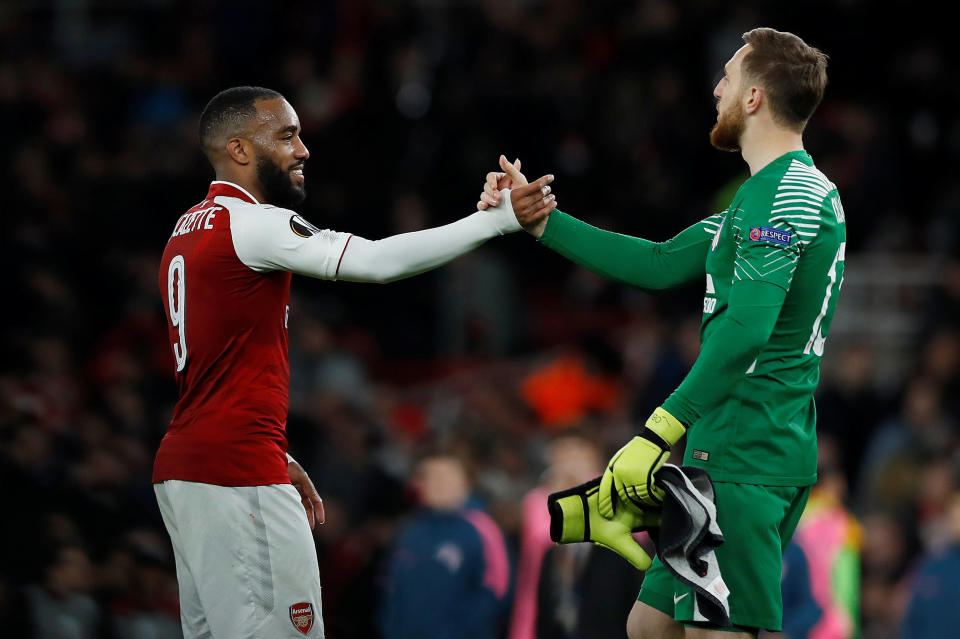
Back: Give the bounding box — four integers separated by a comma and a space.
225, 199, 351, 279
226, 191, 522, 282
335, 193, 522, 283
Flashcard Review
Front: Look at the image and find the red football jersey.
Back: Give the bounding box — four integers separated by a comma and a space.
155, 181, 350, 486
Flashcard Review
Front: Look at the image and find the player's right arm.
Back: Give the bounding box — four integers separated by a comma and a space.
229, 177, 553, 283
537, 211, 719, 292
478, 156, 713, 291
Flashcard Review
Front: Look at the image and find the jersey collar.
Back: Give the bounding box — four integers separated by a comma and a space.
750, 150, 813, 181
207, 181, 261, 204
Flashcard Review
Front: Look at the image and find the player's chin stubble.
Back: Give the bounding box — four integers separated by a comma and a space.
710, 100, 746, 152
256, 155, 306, 209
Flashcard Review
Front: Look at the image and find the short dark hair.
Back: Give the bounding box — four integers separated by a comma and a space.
198, 86, 284, 159
741, 28, 828, 131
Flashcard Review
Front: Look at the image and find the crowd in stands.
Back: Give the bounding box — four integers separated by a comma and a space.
2, 1, 959, 637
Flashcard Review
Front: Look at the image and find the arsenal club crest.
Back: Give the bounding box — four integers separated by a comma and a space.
289, 601, 314, 635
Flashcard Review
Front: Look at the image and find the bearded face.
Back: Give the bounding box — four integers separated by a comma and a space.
710, 91, 747, 152
256, 153, 306, 209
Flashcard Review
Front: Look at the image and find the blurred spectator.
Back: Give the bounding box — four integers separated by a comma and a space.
104, 532, 181, 639
792, 444, 861, 638
508, 431, 606, 639
23, 540, 100, 639
859, 510, 914, 639
917, 328, 960, 423
901, 473, 960, 638
770, 541, 823, 639
856, 378, 955, 512
380, 452, 510, 639
533, 433, 644, 639
816, 343, 891, 487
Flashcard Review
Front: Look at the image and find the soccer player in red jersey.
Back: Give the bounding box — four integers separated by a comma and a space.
154, 86, 555, 639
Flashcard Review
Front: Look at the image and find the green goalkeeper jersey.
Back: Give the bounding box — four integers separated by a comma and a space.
540, 150, 846, 485
680, 150, 846, 485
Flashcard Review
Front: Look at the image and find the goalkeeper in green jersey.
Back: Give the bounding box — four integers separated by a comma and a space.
479, 28, 842, 639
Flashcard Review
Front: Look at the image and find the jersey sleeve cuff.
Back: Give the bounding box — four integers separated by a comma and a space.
538, 209, 569, 246
660, 393, 699, 432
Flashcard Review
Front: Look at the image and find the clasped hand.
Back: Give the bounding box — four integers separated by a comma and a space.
476, 155, 556, 237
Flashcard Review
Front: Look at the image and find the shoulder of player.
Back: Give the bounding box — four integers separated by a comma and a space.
214, 196, 306, 231
217, 198, 337, 246
776, 158, 836, 194
212, 195, 291, 217
736, 162, 833, 219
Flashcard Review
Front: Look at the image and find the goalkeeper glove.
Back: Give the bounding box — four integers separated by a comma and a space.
547, 476, 661, 571
598, 406, 686, 517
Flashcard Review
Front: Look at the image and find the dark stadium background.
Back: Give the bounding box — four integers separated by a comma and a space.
2, 1, 958, 638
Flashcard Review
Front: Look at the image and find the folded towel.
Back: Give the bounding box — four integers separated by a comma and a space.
656, 464, 730, 625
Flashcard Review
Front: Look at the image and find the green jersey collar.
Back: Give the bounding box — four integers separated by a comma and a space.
753, 150, 813, 178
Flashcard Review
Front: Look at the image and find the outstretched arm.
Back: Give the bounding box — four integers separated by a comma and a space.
336, 208, 518, 283
538, 211, 718, 292
229, 175, 555, 283
477, 156, 715, 292
336, 174, 555, 283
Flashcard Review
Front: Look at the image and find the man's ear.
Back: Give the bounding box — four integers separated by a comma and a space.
744, 85, 763, 115
225, 137, 252, 166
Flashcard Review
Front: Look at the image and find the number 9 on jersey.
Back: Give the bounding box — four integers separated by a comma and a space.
167, 255, 187, 372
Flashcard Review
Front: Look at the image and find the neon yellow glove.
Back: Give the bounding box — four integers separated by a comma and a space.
547, 476, 661, 571
598, 406, 686, 517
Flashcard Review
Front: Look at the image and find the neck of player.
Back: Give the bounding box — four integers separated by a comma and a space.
215, 168, 268, 204
740, 122, 805, 176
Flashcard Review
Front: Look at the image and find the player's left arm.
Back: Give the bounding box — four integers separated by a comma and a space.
600, 202, 798, 514
600, 280, 786, 514
660, 279, 786, 426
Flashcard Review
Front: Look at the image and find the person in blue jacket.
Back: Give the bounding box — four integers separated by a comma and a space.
380, 452, 510, 639
779, 540, 823, 639
902, 490, 960, 639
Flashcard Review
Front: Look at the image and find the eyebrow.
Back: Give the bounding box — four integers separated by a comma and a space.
278, 124, 299, 136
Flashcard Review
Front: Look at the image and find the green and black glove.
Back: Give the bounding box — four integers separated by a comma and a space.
598, 406, 686, 517
547, 476, 661, 571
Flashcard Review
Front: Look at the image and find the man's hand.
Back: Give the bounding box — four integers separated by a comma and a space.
288, 458, 325, 529
477, 155, 525, 209
477, 155, 555, 238
598, 407, 687, 518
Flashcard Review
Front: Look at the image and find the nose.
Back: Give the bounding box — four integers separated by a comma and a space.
295, 137, 309, 161
713, 79, 724, 100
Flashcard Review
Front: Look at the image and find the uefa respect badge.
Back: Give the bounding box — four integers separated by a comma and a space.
748, 226, 793, 246
289, 601, 314, 635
